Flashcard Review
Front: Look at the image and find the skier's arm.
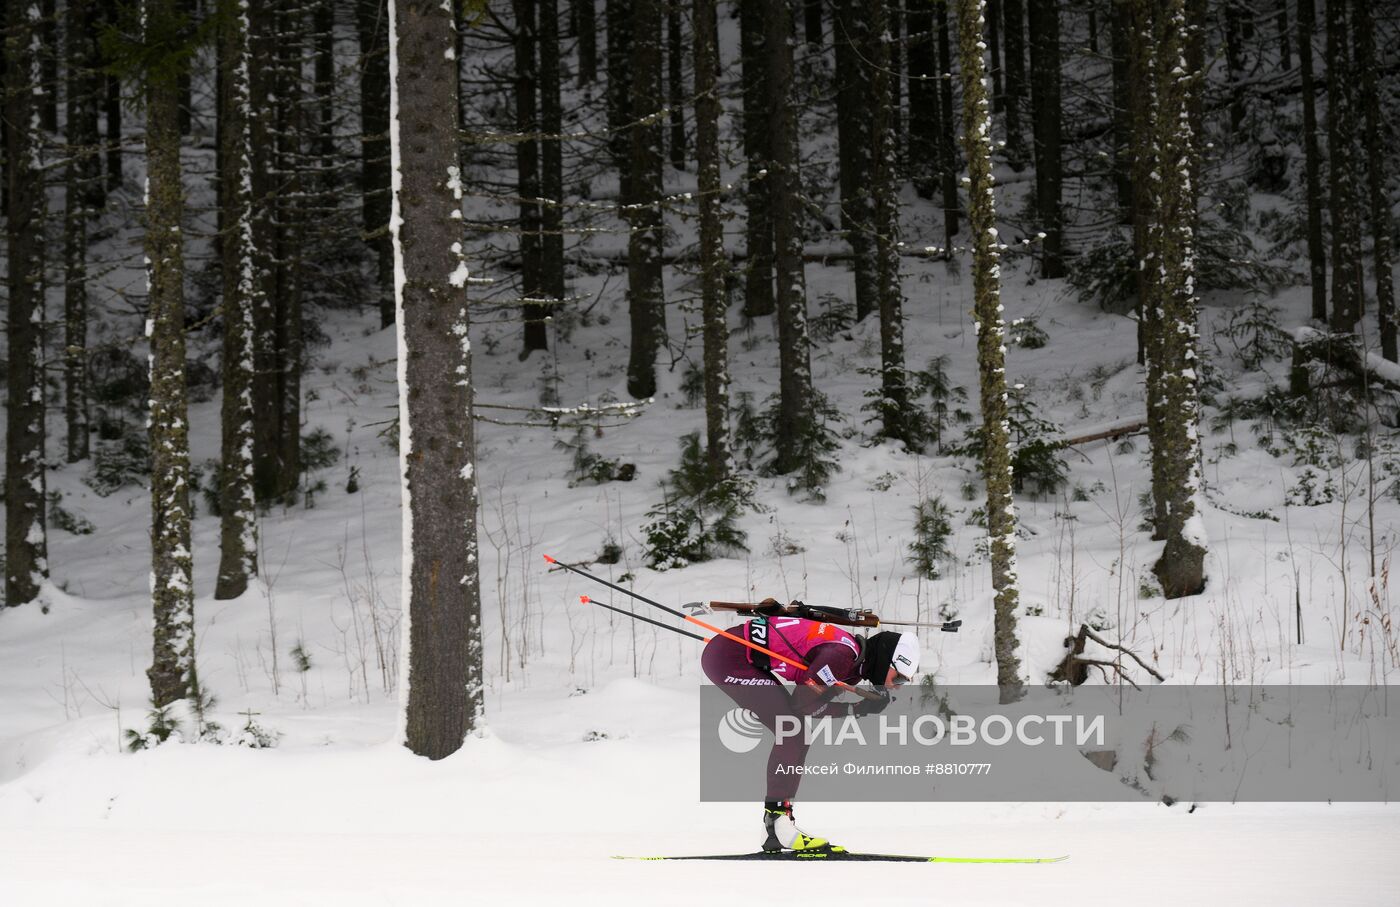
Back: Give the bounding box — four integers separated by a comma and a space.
789, 646, 857, 717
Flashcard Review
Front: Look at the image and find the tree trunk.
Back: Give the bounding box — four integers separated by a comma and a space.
1352, 0, 1394, 362
740, 0, 775, 317
667, 0, 686, 169
766, 0, 815, 473
834, 0, 876, 319
274, 0, 304, 504
626, 0, 666, 399
1026, 0, 1064, 278
957, 0, 1022, 701
250, 0, 282, 503
104, 0, 124, 191
907, 0, 939, 199
936, 0, 960, 246
1110, 0, 1133, 222
872, 0, 911, 446
65, 0, 100, 464
605, 0, 632, 162
693, 0, 731, 478
1297, 0, 1326, 323
988, 0, 1002, 111
803, 0, 821, 44
576, 0, 597, 86
313, 0, 336, 166
391, 0, 486, 760
216, 0, 260, 601
1324, 0, 1362, 333
4, 0, 49, 607
359, 0, 395, 327
1276, 0, 1291, 71
39, 0, 58, 132
1223, 0, 1247, 131
1001, 0, 1026, 169
540, 0, 567, 309
515, 0, 548, 354
145, 0, 197, 705
1146, 0, 1206, 600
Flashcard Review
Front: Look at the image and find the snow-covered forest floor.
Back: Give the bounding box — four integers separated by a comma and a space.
4, 9, 1400, 907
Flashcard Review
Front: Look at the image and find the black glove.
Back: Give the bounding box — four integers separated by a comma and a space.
848, 690, 892, 718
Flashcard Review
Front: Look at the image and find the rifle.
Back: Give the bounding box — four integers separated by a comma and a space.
689, 599, 962, 633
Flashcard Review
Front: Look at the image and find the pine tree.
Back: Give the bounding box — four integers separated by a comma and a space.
907, 0, 939, 199
65, 0, 101, 464
693, 0, 730, 478
143, 0, 198, 705
740, 0, 775, 318
872, 0, 912, 447
103, 0, 124, 192
625, 0, 666, 399
539, 0, 567, 315
516, 0, 547, 355
216, 0, 260, 601
4, 0, 49, 607
935, 0, 959, 247
666, 0, 686, 169
1146, 0, 1206, 599
833, 0, 876, 318
957, 0, 1022, 701
1324, 0, 1362, 334
358, 0, 395, 327
1026, 0, 1063, 278
1000, 0, 1026, 169
273, 0, 305, 505
605, 0, 632, 162
766, 0, 815, 473
1352, 0, 1394, 362
391, 0, 485, 759
576, 0, 597, 86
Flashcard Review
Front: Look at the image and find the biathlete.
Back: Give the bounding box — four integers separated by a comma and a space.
701, 607, 921, 853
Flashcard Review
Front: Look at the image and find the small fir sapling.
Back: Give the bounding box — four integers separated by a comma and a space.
907, 495, 954, 580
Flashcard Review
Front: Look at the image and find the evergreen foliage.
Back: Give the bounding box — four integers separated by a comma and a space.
641, 434, 758, 570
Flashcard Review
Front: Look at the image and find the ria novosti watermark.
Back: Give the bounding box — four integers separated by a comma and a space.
700, 685, 1400, 802
769, 712, 1106, 749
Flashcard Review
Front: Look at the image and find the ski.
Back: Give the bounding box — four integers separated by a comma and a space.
613, 851, 1069, 862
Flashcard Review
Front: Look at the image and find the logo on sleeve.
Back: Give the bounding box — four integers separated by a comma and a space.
817, 664, 837, 685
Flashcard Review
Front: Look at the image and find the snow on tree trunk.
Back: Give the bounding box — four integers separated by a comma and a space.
766, 0, 815, 474
216, 0, 260, 601
1146, 0, 1207, 600
145, 0, 197, 706
390, 0, 485, 758
957, 0, 1023, 700
625, 0, 666, 400
693, 0, 731, 478
4, 0, 49, 608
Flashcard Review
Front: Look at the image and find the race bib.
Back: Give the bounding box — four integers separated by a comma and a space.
816, 664, 837, 685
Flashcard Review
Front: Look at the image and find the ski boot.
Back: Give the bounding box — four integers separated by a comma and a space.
761, 801, 844, 854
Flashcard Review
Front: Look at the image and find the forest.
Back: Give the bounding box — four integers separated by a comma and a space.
1, 1, 1399, 899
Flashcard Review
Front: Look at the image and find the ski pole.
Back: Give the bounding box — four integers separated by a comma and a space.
580, 595, 707, 642
546, 555, 883, 699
